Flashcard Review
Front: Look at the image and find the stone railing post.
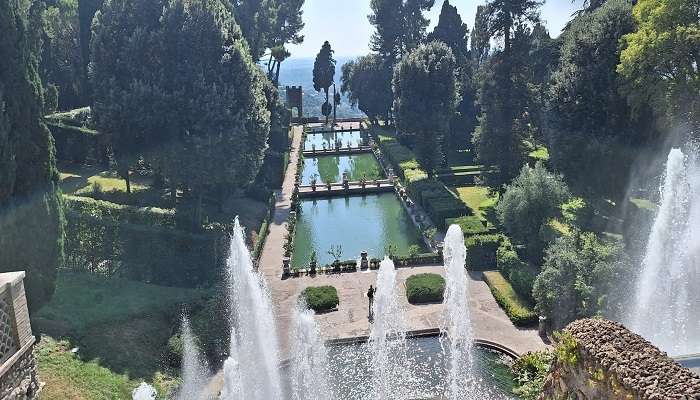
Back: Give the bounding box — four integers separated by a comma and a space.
0, 271, 40, 400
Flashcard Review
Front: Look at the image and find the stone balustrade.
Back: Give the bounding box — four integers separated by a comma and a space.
0, 272, 39, 400
540, 318, 700, 400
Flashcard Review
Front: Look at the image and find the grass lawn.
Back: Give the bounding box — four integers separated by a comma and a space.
483, 271, 537, 326
33, 272, 207, 397
452, 186, 499, 222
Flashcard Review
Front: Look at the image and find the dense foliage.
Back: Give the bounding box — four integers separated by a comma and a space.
618, 0, 700, 128
393, 42, 457, 175
91, 0, 271, 230
511, 351, 555, 399
483, 271, 537, 326
405, 273, 445, 304
301, 285, 339, 313
341, 55, 393, 124
532, 231, 634, 329
497, 162, 571, 262
0, 0, 65, 310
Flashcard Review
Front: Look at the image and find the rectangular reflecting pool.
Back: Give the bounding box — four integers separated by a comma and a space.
304, 131, 365, 151
301, 154, 384, 185
292, 193, 426, 267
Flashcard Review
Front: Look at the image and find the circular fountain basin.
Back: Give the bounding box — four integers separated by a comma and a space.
324, 335, 517, 399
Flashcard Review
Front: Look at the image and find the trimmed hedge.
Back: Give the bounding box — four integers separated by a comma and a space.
63, 195, 225, 286
406, 273, 445, 304
407, 179, 469, 228
301, 286, 339, 313
392, 252, 441, 267
483, 271, 537, 326
465, 233, 504, 270
496, 238, 536, 302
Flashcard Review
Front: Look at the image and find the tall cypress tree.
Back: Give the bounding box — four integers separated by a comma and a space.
312, 41, 336, 124
0, 0, 65, 311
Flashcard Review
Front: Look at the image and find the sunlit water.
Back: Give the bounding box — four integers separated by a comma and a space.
301, 154, 383, 185
304, 130, 366, 150
132, 383, 157, 400
289, 303, 332, 399
292, 193, 426, 267
176, 316, 209, 400
630, 147, 700, 355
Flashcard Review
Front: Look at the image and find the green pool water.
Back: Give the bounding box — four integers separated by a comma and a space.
292, 193, 426, 267
301, 154, 384, 185
304, 131, 365, 150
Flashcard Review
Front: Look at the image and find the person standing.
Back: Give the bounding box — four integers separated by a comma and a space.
367, 285, 376, 321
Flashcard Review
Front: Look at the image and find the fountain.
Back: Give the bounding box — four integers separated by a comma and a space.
630, 148, 700, 355
289, 302, 332, 399
220, 217, 283, 399
441, 225, 477, 399
132, 383, 157, 400
176, 316, 210, 400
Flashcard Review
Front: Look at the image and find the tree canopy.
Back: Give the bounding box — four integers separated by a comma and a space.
0, 0, 65, 310
393, 41, 457, 175
341, 54, 393, 125
618, 0, 700, 128
313, 40, 336, 122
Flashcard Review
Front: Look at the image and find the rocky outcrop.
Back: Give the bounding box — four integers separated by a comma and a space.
540, 318, 700, 400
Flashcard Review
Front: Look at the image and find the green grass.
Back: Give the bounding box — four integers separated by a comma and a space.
528, 146, 549, 161
405, 273, 445, 304
301, 286, 339, 313
36, 336, 176, 400
483, 271, 537, 326
453, 186, 498, 222
35, 272, 205, 333
75, 172, 147, 195
445, 215, 489, 235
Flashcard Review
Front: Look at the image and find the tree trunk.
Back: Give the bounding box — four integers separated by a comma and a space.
324, 87, 330, 124
124, 172, 131, 194
274, 60, 282, 86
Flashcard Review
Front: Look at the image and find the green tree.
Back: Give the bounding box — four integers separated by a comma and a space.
618, 0, 700, 128
546, 0, 652, 199
497, 162, 571, 261
401, 0, 435, 51
486, 0, 542, 53
393, 42, 457, 175
264, 0, 305, 84
41, 0, 84, 110
313, 40, 336, 124
428, 0, 477, 151
533, 231, 633, 329
78, 0, 104, 101
90, 0, 164, 193
1, 0, 65, 310
471, 5, 491, 66
231, 0, 276, 61
369, 0, 404, 61
340, 54, 393, 125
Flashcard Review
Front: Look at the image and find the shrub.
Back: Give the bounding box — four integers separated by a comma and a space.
392, 252, 442, 267
496, 238, 536, 301
465, 234, 504, 269
407, 179, 469, 228
497, 162, 571, 262
405, 273, 445, 304
301, 286, 339, 313
512, 350, 555, 400
483, 271, 537, 326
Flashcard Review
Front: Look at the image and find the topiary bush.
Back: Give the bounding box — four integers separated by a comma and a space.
483, 271, 537, 326
405, 273, 445, 304
465, 233, 504, 269
301, 286, 339, 313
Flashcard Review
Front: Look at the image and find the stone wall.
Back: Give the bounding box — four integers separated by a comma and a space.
539, 318, 700, 400
0, 272, 40, 400
0, 341, 39, 400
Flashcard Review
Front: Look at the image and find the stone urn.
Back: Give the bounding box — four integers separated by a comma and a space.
282, 257, 291, 277
311, 179, 317, 191
360, 250, 369, 270
360, 179, 366, 189
326, 182, 332, 191
436, 242, 444, 261
311, 144, 316, 154
342, 172, 350, 190
309, 260, 317, 275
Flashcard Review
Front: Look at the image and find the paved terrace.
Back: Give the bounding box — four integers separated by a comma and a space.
257, 123, 547, 359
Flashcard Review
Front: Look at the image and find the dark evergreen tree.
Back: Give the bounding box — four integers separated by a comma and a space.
486, 0, 542, 53
1, 0, 65, 311
340, 54, 393, 125
393, 42, 457, 175
546, 0, 651, 199
369, 0, 404, 62
402, 0, 435, 51
312, 41, 336, 124
471, 5, 491, 66
78, 0, 103, 101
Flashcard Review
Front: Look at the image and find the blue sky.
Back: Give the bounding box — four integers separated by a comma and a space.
288, 0, 584, 57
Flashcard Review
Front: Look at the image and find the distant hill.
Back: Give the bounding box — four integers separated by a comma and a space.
277, 57, 366, 119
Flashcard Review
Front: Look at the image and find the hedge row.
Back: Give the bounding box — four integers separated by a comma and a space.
465, 233, 505, 269
483, 271, 537, 326
64, 196, 225, 286
378, 137, 425, 182
47, 121, 106, 164
251, 195, 276, 260
407, 179, 470, 229
496, 238, 537, 302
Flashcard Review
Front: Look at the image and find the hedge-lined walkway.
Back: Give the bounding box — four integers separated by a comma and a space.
257, 123, 546, 359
